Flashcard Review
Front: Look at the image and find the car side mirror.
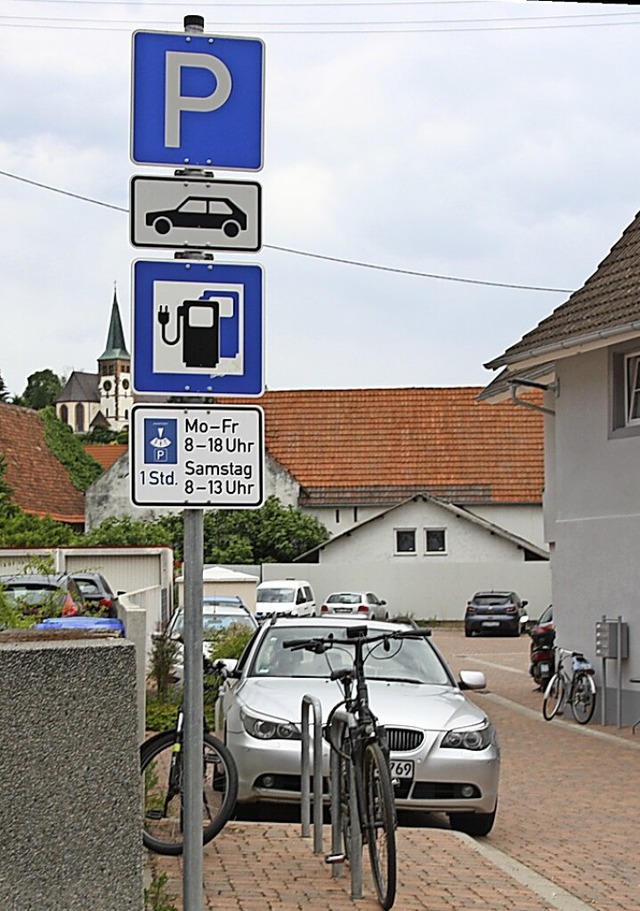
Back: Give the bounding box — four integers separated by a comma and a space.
380, 600, 387, 606
215, 658, 239, 679
458, 670, 487, 690
522, 600, 528, 608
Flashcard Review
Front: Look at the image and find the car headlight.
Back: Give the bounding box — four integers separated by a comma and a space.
240, 709, 300, 741
441, 723, 496, 751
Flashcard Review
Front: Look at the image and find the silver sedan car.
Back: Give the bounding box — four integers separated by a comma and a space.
219, 617, 500, 836
320, 591, 389, 621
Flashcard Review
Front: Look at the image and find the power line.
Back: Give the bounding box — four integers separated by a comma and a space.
0, 9, 639, 33
0, 167, 574, 294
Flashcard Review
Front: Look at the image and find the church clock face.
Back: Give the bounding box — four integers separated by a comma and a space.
102, 380, 112, 393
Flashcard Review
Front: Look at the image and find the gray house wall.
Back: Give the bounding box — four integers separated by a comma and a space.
0, 635, 142, 910
551, 348, 640, 723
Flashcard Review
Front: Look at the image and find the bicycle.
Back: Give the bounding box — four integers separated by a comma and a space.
283, 623, 432, 910
542, 647, 597, 725
140, 660, 239, 855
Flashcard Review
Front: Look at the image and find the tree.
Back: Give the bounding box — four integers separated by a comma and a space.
199, 496, 330, 565
0, 370, 9, 402
82, 515, 174, 549
81, 498, 329, 565
19, 369, 63, 410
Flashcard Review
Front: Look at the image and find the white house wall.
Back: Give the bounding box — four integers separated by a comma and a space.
313, 499, 534, 563
305, 504, 387, 537
464, 504, 544, 549
552, 348, 640, 717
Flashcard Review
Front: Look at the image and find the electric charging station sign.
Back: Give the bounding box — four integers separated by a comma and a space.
132, 259, 263, 396
131, 403, 264, 507
131, 30, 264, 169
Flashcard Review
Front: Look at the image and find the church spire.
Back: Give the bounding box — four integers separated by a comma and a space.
98, 287, 130, 361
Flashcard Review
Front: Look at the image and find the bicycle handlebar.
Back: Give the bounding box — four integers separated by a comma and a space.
282, 626, 431, 652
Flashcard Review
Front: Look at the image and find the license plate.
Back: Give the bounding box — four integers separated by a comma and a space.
482, 621, 500, 627
390, 759, 414, 780
540, 662, 550, 673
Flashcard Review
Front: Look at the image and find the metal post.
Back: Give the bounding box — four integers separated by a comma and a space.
301, 695, 323, 853
181, 16, 206, 904
601, 614, 607, 726
617, 616, 623, 728
183, 508, 204, 911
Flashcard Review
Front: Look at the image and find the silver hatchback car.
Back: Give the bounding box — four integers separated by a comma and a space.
218, 617, 500, 836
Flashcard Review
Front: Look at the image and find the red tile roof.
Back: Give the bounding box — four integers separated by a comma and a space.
0, 404, 85, 524
83, 444, 128, 471
233, 387, 544, 505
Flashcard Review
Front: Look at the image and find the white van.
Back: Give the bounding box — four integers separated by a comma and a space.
255, 579, 316, 620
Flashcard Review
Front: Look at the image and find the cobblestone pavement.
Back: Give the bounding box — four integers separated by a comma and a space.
148, 629, 640, 911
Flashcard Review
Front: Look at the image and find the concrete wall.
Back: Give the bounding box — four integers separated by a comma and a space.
263, 561, 551, 623
0, 635, 142, 910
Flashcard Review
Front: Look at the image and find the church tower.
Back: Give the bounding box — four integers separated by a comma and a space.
97, 290, 132, 432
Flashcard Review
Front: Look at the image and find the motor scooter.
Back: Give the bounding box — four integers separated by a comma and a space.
528, 606, 555, 690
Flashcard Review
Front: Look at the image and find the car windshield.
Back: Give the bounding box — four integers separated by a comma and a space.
327, 593, 361, 604
168, 610, 253, 636
249, 625, 451, 685
257, 588, 295, 604
473, 594, 511, 606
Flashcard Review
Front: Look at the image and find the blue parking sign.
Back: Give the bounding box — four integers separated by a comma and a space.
131, 30, 264, 169
143, 417, 178, 464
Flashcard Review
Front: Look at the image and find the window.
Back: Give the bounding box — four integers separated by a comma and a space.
59, 405, 68, 424
395, 529, 416, 554
425, 528, 446, 554
610, 345, 640, 438
625, 353, 640, 424
75, 403, 84, 433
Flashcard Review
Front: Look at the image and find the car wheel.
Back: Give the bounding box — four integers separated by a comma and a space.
464, 627, 473, 638
223, 221, 241, 237
153, 217, 172, 235
448, 806, 496, 837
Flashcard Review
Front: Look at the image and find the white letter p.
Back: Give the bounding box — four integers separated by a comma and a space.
164, 51, 232, 148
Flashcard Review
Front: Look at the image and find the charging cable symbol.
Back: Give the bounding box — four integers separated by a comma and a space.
158, 299, 220, 368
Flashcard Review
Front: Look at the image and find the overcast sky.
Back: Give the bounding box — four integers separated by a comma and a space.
1, 0, 639, 400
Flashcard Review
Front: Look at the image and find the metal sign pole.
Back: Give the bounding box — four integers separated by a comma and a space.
183, 507, 204, 911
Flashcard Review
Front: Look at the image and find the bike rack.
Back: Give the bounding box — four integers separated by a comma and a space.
299, 697, 364, 900
300, 695, 323, 854
327, 708, 363, 900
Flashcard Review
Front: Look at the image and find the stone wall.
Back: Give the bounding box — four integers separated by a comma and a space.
0, 633, 143, 911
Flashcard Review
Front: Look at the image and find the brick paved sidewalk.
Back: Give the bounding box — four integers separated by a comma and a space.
150, 823, 560, 911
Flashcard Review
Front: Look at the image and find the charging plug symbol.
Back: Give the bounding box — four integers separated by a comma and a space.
158, 299, 220, 368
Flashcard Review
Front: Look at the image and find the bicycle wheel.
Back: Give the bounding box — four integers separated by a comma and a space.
570, 671, 596, 725
140, 730, 238, 855
542, 673, 565, 721
362, 742, 397, 910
